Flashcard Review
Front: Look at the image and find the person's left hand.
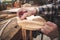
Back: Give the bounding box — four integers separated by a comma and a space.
17, 7, 37, 19
41, 21, 58, 39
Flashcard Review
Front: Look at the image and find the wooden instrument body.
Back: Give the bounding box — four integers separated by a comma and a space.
0, 18, 21, 40
17, 16, 46, 30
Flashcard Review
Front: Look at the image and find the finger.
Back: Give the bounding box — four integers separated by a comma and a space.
46, 21, 57, 28
45, 25, 53, 32
41, 26, 51, 34
20, 12, 32, 20
17, 9, 27, 19
46, 22, 57, 33
17, 9, 23, 17
41, 28, 49, 34
17, 9, 21, 17
20, 13, 28, 19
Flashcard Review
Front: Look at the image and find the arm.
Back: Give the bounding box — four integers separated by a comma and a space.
36, 1, 60, 15
41, 21, 59, 39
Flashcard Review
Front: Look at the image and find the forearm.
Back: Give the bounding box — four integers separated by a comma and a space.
36, 1, 60, 15
37, 4, 53, 14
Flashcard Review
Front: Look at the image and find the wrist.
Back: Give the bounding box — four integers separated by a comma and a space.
35, 7, 44, 15
34, 7, 39, 15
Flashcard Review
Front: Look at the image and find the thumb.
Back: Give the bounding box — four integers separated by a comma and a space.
20, 13, 28, 20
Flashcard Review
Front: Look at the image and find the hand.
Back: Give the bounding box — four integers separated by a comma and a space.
41, 21, 58, 39
17, 7, 37, 19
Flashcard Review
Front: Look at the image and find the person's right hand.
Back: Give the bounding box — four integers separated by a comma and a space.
41, 21, 58, 39
17, 7, 37, 19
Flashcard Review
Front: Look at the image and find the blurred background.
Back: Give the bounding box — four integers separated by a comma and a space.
0, 0, 52, 10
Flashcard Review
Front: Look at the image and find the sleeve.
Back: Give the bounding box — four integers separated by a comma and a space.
36, 4, 53, 15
